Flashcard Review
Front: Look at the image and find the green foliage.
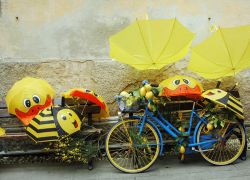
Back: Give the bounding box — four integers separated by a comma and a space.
204, 103, 237, 128
49, 135, 99, 164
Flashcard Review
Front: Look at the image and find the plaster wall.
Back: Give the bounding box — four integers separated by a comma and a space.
0, 0, 250, 119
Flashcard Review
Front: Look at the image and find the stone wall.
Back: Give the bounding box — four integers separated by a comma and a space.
0, 0, 250, 121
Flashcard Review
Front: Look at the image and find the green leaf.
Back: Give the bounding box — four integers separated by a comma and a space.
220, 120, 225, 127
214, 121, 217, 128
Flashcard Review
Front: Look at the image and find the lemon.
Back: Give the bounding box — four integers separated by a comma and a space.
139, 87, 146, 97
179, 146, 185, 154
207, 123, 214, 131
147, 103, 153, 111
145, 91, 154, 100
178, 126, 185, 132
144, 84, 152, 92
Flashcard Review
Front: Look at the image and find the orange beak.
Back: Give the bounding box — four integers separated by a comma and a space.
15, 95, 53, 126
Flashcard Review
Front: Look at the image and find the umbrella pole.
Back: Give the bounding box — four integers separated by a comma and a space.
216, 81, 221, 88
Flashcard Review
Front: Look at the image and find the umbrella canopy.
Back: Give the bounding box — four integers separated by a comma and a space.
6, 77, 55, 126
62, 88, 109, 118
188, 25, 250, 79
159, 75, 203, 100
26, 107, 82, 143
202, 89, 244, 119
26, 108, 59, 142
110, 18, 195, 70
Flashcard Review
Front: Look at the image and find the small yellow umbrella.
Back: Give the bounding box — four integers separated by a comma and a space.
188, 25, 250, 79
110, 18, 195, 70
6, 77, 55, 126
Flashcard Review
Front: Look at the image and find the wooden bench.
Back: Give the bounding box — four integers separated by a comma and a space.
0, 97, 102, 169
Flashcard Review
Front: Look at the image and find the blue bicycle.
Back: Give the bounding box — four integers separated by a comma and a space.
105, 88, 246, 173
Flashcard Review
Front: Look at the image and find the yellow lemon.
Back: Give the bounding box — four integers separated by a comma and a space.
207, 123, 214, 131
144, 84, 152, 92
147, 103, 153, 111
145, 91, 154, 100
179, 146, 185, 154
178, 126, 185, 132
140, 87, 147, 97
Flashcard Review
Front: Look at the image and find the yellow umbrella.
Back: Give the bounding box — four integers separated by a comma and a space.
26, 107, 82, 143
6, 77, 55, 126
110, 18, 195, 70
188, 25, 250, 79
159, 75, 203, 99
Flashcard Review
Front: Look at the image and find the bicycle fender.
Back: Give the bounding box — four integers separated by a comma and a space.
193, 120, 204, 145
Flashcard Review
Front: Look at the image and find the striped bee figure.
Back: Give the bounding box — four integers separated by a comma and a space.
26, 107, 82, 143
202, 89, 244, 119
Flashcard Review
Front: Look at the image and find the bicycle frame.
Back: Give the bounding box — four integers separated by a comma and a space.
130, 102, 218, 155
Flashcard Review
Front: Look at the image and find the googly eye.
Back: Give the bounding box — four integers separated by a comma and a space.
23, 99, 31, 108
173, 79, 180, 86
32, 95, 40, 104
61, 115, 67, 120
183, 79, 190, 85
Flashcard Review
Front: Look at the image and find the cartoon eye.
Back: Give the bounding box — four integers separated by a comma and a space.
61, 115, 67, 120
173, 79, 180, 85
68, 112, 72, 116
23, 99, 31, 108
32, 95, 40, 104
183, 79, 190, 85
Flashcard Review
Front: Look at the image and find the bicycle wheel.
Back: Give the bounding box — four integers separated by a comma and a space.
197, 121, 245, 165
105, 119, 160, 173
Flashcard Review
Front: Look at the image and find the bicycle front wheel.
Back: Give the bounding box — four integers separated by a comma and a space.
105, 119, 160, 173
197, 121, 245, 165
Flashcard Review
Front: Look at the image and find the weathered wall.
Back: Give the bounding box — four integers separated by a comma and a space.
0, 0, 250, 119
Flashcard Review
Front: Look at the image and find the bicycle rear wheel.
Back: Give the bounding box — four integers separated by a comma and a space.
197, 121, 245, 165
105, 119, 160, 173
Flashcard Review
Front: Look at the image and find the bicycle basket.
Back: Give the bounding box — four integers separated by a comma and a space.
116, 96, 145, 112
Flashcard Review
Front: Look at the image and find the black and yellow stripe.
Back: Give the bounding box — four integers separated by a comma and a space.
26, 108, 59, 142
227, 95, 244, 119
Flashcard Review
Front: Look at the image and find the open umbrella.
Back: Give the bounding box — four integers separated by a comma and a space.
26, 108, 59, 142
188, 25, 250, 79
6, 77, 55, 125
62, 88, 109, 118
109, 18, 195, 70
26, 107, 82, 143
159, 75, 203, 100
